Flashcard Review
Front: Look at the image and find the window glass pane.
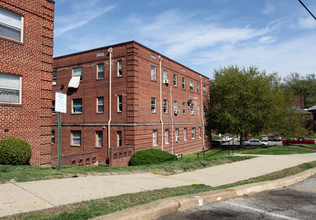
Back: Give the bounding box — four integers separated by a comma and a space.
163, 99, 168, 113
0, 8, 22, 41
118, 95, 122, 112
151, 65, 156, 80
151, 97, 156, 112
182, 102, 186, 114
96, 131, 103, 147
97, 97, 104, 112
73, 99, 82, 113
72, 131, 81, 145
163, 70, 167, 81
73, 67, 82, 80
0, 72, 20, 89
51, 130, 55, 144
0, 24, 21, 41
97, 64, 104, 79
117, 131, 122, 146
0, 88, 19, 103
118, 60, 122, 76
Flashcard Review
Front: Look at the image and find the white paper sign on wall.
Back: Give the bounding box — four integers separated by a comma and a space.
55, 92, 67, 113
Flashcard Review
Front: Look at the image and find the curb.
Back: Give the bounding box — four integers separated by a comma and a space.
92, 167, 316, 220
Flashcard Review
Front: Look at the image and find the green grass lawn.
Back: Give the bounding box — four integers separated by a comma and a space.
296, 144, 316, 149
0, 149, 251, 183
4, 161, 316, 220
235, 145, 315, 155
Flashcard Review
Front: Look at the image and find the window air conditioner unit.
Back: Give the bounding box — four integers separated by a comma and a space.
176, 136, 180, 143
163, 79, 170, 85
191, 111, 195, 116
174, 110, 179, 115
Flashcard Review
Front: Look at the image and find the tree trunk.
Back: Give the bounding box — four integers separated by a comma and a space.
240, 131, 245, 147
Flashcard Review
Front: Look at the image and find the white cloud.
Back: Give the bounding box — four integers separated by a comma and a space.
55, 4, 116, 37
262, 3, 275, 15
258, 36, 277, 44
297, 16, 316, 29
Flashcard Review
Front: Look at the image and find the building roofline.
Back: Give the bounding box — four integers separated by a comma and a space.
53, 40, 209, 79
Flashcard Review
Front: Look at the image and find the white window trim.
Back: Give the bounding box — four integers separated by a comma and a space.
163, 70, 167, 81
182, 77, 185, 89
192, 128, 196, 139
0, 72, 22, 104
182, 102, 186, 114
72, 67, 83, 81
153, 130, 158, 147
173, 73, 177, 87
151, 65, 156, 81
71, 131, 81, 146
0, 8, 24, 42
165, 129, 169, 144
97, 97, 104, 113
184, 128, 187, 141
151, 97, 157, 113
97, 63, 104, 79
96, 131, 103, 147
163, 99, 168, 114
190, 80, 194, 92
117, 131, 122, 147
117, 60, 123, 77
72, 98, 82, 114
117, 95, 123, 112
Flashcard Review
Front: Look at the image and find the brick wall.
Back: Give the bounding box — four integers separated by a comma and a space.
0, 0, 55, 165
52, 41, 209, 166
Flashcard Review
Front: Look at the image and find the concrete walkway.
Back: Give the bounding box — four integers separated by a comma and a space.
1, 153, 316, 218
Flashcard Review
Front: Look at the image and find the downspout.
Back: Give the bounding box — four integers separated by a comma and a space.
170, 86, 174, 154
159, 55, 164, 151
107, 48, 113, 155
200, 76, 205, 150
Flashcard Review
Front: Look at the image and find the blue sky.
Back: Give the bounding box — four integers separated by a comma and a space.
53, 0, 316, 79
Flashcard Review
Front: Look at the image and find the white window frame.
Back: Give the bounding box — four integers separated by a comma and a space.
151, 97, 156, 113
163, 69, 167, 81
198, 105, 200, 116
0, 72, 21, 104
97, 63, 104, 79
163, 99, 168, 114
192, 128, 195, 139
117, 95, 123, 112
97, 97, 104, 113
199, 127, 201, 138
174, 101, 178, 112
197, 83, 200, 94
175, 128, 179, 143
165, 129, 169, 144
52, 71, 57, 85
96, 131, 103, 147
184, 128, 187, 141
182, 102, 186, 114
203, 86, 207, 95
117, 131, 122, 147
190, 103, 194, 112
182, 77, 185, 89
73, 67, 83, 81
153, 130, 158, 147
190, 80, 194, 92
173, 73, 177, 87
117, 60, 122, 77
151, 65, 156, 81
0, 7, 23, 42
72, 98, 82, 113
71, 131, 81, 146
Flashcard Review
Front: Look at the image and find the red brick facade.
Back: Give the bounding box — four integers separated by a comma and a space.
52, 41, 209, 166
0, 0, 55, 165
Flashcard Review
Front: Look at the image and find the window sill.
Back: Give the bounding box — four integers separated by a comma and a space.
153, 144, 158, 147
0, 103, 22, 107
71, 113, 82, 115
70, 145, 81, 147
96, 112, 104, 114
95, 146, 103, 149
96, 78, 104, 81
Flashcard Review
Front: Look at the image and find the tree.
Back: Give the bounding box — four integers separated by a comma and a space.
209, 66, 293, 146
283, 73, 316, 109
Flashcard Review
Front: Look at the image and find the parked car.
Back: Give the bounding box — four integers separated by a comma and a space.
282, 137, 315, 145
244, 139, 268, 146
273, 134, 283, 141
261, 135, 269, 142
222, 136, 232, 142
244, 135, 251, 140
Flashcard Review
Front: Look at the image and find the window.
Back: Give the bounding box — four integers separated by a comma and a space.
173, 73, 177, 87
153, 130, 158, 146
190, 103, 194, 112
163, 99, 168, 114
198, 105, 200, 116
52, 100, 56, 114
197, 83, 200, 93
174, 101, 178, 112
97, 63, 104, 79
192, 128, 195, 139
203, 86, 207, 95
182, 77, 185, 89
151, 97, 156, 113
199, 127, 201, 138
117, 131, 122, 147
165, 129, 169, 144
0, 7, 23, 42
73, 67, 83, 81
151, 54, 156, 60
184, 128, 187, 141
118, 60, 122, 77
117, 95, 123, 112
182, 102, 186, 114
51, 130, 55, 144
72, 98, 82, 113
163, 70, 167, 81
0, 72, 21, 104
52, 71, 57, 85
190, 80, 194, 92
151, 65, 156, 81
97, 97, 104, 113
96, 131, 103, 147
71, 131, 81, 146
175, 128, 179, 143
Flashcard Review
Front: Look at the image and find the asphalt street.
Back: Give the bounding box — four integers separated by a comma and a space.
159, 174, 316, 220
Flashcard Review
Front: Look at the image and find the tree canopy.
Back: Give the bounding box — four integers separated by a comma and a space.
283, 73, 316, 109
208, 66, 294, 145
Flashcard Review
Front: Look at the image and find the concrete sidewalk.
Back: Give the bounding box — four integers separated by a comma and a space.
1, 153, 316, 218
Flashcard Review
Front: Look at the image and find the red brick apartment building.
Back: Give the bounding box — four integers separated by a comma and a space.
52, 41, 209, 167
0, 0, 55, 165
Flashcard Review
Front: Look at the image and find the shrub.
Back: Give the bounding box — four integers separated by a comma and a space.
0, 137, 32, 165
129, 148, 177, 166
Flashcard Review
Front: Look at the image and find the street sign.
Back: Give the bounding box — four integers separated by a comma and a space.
55, 92, 67, 113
